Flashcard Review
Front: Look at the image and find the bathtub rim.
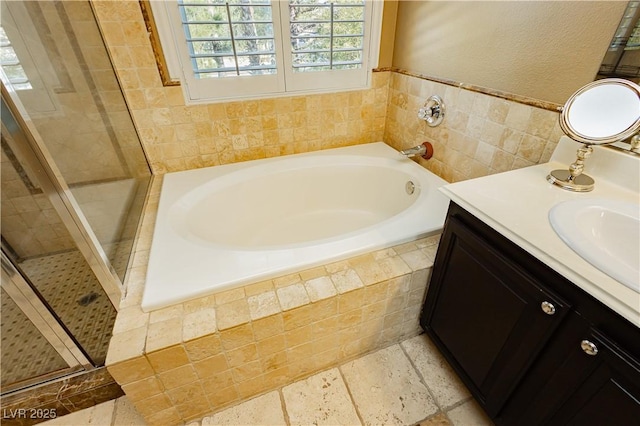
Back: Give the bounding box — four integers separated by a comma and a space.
143, 142, 449, 312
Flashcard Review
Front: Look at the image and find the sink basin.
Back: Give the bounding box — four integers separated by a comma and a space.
549, 198, 640, 293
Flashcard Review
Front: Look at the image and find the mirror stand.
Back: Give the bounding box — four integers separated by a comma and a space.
547, 145, 595, 192
549, 78, 640, 192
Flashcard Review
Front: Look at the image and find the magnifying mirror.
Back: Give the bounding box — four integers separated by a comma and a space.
547, 78, 640, 192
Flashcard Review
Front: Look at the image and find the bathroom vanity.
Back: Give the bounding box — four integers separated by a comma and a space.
420, 137, 640, 424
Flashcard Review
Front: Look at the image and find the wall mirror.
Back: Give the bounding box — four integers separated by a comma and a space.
596, 1, 640, 152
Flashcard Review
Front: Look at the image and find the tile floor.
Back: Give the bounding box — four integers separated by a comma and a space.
41, 334, 493, 426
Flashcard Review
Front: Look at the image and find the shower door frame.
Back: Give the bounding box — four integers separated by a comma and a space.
1, 83, 123, 309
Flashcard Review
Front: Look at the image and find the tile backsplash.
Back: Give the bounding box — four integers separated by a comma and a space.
93, 1, 563, 182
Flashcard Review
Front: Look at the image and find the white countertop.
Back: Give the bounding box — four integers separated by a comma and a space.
440, 137, 640, 327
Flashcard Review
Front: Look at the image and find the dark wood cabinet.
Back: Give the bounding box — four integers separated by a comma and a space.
421, 203, 640, 425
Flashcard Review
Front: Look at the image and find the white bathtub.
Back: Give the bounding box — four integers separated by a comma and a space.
142, 142, 449, 311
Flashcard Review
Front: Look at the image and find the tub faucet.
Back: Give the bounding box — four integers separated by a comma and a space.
400, 141, 434, 160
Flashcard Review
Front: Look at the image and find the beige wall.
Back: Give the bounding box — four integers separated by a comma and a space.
392, 1, 626, 104
378, 0, 398, 68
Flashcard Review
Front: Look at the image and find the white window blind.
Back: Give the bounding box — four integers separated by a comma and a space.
0, 26, 32, 90
289, 0, 365, 72
178, 0, 278, 78
152, 0, 381, 102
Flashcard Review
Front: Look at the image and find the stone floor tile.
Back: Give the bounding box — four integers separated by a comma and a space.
202, 391, 285, 426
446, 400, 493, 426
401, 334, 471, 409
40, 399, 114, 426
282, 368, 361, 426
341, 345, 438, 425
112, 396, 147, 425
419, 412, 452, 425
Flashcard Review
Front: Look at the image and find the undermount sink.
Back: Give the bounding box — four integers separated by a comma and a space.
549, 198, 640, 293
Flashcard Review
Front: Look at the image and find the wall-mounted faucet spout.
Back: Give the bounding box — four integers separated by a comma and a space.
400, 141, 434, 160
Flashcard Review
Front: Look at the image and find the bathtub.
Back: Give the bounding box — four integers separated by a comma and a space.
142, 142, 449, 312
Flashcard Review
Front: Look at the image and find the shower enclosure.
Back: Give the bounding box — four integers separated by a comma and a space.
0, 0, 151, 414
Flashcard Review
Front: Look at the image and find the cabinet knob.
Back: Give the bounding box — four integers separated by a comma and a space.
580, 340, 598, 356
540, 301, 556, 315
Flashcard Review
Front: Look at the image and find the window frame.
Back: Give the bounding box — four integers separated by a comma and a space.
148, 0, 383, 104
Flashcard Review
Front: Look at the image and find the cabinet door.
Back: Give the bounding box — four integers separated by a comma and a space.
421, 217, 569, 417
551, 330, 640, 425
517, 318, 640, 425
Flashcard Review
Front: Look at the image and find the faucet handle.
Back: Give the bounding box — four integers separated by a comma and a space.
417, 95, 445, 127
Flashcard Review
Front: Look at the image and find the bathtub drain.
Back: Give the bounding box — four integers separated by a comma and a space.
405, 181, 415, 195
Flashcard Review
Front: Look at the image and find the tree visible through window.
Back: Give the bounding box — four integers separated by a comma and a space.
151, 0, 378, 101
179, 0, 277, 78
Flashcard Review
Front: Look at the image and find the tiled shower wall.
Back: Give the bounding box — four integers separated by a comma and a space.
92, 1, 563, 181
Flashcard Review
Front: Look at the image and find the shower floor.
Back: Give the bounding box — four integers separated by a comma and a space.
1, 249, 121, 389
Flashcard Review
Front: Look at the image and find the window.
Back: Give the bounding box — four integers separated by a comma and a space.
150, 0, 382, 103
0, 26, 32, 90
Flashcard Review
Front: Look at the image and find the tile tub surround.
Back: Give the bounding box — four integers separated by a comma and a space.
106, 175, 441, 425
46, 334, 492, 426
91, 0, 566, 182
384, 71, 566, 183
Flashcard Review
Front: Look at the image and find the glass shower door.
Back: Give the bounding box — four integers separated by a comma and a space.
1, 92, 117, 392
0, 0, 152, 284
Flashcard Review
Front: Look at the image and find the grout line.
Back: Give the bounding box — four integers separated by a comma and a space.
336, 363, 365, 426
109, 398, 119, 426
277, 388, 292, 426
398, 334, 442, 410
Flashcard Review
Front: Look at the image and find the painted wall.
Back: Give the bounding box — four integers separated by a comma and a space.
392, 1, 626, 104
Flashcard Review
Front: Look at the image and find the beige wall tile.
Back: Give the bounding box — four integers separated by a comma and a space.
256, 334, 287, 356
201, 370, 235, 392
146, 317, 183, 352
303, 276, 337, 302
252, 314, 285, 341
158, 364, 199, 390
215, 288, 246, 305
330, 269, 364, 294
247, 291, 281, 320
184, 334, 222, 362
183, 307, 217, 341
338, 288, 365, 314
193, 353, 229, 379
108, 356, 155, 385
220, 323, 255, 350
147, 345, 190, 373
106, 326, 148, 365
276, 284, 310, 311
121, 376, 164, 402
216, 298, 251, 330
205, 384, 240, 408
226, 344, 259, 368
135, 393, 174, 417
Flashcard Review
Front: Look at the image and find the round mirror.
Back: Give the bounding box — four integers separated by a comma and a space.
560, 78, 640, 145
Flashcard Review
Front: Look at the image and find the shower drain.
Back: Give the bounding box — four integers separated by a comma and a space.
77, 292, 99, 306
